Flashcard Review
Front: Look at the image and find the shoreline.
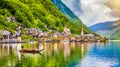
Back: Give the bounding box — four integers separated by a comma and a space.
109, 40, 120, 42
0, 39, 108, 44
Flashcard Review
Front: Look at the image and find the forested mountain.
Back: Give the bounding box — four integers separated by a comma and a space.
89, 20, 120, 39
0, 0, 92, 34
51, 0, 92, 34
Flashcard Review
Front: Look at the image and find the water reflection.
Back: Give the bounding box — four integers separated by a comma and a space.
0, 41, 120, 67
77, 41, 120, 67
0, 42, 88, 67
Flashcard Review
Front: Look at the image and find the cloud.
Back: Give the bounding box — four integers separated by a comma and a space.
107, 0, 120, 17
62, 0, 120, 26
80, 0, 119, 26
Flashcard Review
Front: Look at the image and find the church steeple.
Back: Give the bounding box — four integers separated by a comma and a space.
81, 24, 84, 36
64, 25, 71, 35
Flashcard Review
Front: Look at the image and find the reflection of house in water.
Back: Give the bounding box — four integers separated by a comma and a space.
63, 42, 71, 59
41, 42, 72, 59
81, 43, 84, 57
70, 42, 76, 49
38, 43, 44, 50
0, 43, 21, 60
80, 42, 94, 57
53, 43, 58, 53
43, 43, 53, 56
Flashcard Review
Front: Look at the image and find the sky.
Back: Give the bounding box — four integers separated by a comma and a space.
62, 0, 120, 26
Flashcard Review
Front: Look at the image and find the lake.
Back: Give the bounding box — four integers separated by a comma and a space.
0, 41, 120, 67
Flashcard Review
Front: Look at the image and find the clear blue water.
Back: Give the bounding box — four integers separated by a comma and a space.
0, 41, 120, 67
76, 41, 120, 67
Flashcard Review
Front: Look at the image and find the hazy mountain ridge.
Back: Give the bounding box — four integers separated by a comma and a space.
89, 21, 114, 31
89, 20, 120, 39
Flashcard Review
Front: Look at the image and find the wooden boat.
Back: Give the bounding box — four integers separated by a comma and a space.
19, 49, 44, 54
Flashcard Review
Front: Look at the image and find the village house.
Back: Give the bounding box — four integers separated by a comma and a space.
0, 30, 11, 41
64, 26, 71, 35
75, 35, 82, 42
40, 32, 49, 41
25, 28, 50, 41
6, 16, 16, 22
74, 24, 101, 42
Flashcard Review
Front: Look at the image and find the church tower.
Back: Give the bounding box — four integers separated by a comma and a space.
81, 24, 84, 36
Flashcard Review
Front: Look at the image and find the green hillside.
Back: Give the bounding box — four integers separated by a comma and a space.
0, 0, 92, 34
52, 0, 93, 34
110, 20, 120, 40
